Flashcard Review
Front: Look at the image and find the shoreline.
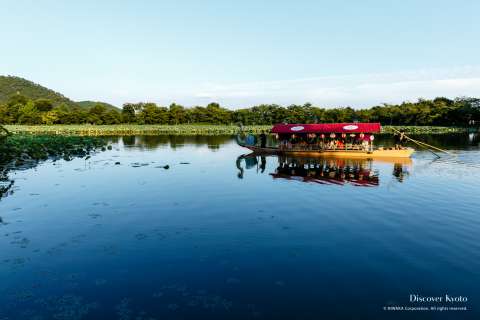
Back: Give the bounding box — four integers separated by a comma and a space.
3, 125, 468, 136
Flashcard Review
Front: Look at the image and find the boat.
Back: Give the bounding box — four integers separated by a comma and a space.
236, 123, 414, 159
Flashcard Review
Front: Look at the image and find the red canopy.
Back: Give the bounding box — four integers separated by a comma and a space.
271, 123, 381, 134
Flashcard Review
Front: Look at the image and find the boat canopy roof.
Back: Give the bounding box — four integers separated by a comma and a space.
271, 123, 381, 134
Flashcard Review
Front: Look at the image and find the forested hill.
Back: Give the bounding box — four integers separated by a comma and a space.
0, 76, 77, 108
0, 76, 118, 110
76, 101, 119, 111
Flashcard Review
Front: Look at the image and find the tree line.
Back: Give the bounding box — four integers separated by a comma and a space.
1, 94, 479, 126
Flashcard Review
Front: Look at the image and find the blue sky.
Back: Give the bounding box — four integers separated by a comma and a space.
1, 0, 479, 108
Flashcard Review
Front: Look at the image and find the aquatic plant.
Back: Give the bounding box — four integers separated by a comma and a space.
383, 125, 464, 134
0, 134, 108, 167
4, 124, 467, 136
0, 134, 109, 200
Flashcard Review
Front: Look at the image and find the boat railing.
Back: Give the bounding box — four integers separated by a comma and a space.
236, 132, 375, 152
278, 144, 372, 152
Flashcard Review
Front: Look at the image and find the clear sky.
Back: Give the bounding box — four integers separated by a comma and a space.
1, 0, 479, 108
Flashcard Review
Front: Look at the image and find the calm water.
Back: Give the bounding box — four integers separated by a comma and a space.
1, 134, 479, 320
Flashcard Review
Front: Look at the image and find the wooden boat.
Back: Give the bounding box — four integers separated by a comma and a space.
236, 123, 414, 159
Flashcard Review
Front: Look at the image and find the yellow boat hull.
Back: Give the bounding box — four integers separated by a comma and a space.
243, 146, 415, 159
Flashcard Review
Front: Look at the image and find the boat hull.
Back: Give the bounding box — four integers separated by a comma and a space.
242, 146, 414, 159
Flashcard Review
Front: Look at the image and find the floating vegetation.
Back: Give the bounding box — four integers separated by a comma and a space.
0, 134, 108, 168
4, 124, 271, 136
0, 134, 109, 200
4, 124, 467, 136
131, 162, 149, 168
384, 125, 465, 134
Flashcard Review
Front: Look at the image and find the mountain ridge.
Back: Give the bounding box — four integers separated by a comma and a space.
0, 75, 118, 110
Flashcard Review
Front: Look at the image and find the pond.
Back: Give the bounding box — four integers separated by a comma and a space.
1, 134, 479, 319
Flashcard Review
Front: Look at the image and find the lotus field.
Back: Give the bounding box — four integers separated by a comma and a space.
3, 124, 466, 136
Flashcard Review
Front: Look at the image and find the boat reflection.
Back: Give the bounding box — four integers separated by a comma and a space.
236, 154, 412, 186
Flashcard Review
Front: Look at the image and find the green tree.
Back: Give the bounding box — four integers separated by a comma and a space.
103, 110, 122, 124
18, 101, 41, 124
34, 98, 54, 112
41, 110, 60, 124
140, 103, 169, 124
122, 103, 137, 123
7, 94, 28, 107
87, 103, 107, 124
168, 103, 187, 124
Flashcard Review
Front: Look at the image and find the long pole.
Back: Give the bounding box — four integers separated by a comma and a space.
389, 127, 452, 155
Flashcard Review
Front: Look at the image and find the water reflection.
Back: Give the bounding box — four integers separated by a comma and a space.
0, 168, 14, 200
118, 135, 232, 150
237, 154, 412, 186
393, 162, 409, 182
1, 134, 479, 319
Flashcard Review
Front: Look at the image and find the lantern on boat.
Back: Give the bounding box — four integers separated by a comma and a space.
341, 133, 346, 138
370, 135, 375, 141
320, 134, 325, 139
350, 134, 356, 137
359, 133, 365, 139
330, 133, 336, 138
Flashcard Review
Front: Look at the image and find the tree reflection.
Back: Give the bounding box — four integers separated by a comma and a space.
0, 167, 14, 201
121, 135, 232, 150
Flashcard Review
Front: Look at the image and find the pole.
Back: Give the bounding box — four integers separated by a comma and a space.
389, 127, 452, 155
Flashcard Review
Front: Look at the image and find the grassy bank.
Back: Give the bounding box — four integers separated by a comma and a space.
3, 124, 466, 136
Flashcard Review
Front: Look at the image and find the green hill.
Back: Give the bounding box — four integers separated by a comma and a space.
0, 75, 78, 108
0, 75, 118, 111
76, 101, 119, 111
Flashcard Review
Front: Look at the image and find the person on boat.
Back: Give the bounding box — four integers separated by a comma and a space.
289, 134, 297, 147
399, 130, 406, 148
328, 139, 337, 150
308, 133, 317, 150
299, 138, 308, 150
318, 134, 325, 150
394, 130, 406, 150
278, 134, 288, 150
246, 133, 256, 146
336, 140, 345, 149
393, 132, 400, 150
259, 131, 267, 148
361, 138, 369, 151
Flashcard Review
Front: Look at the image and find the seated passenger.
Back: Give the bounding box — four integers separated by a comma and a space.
329, 139, 337, 150
361, 140, 369, 151
318, 140, 325, 150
